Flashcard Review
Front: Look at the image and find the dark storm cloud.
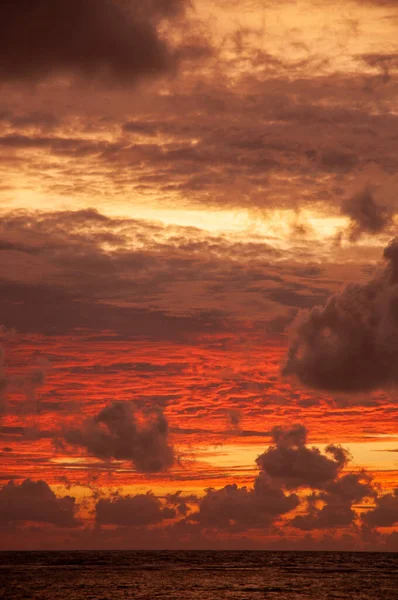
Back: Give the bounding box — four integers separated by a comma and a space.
96, 492, 175, 526
0, 0, 185, 84
362, 488, 398, 528
256, 425, 349, 489
341, 188, 393, 241
283, 238, 398, 392
64, 402, 175, 473
0, 479, 79, 527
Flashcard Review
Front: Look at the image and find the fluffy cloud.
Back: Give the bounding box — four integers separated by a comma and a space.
186, 424, 353, 532
341, 188, 393, 241
283, 239, 398, 392
96, 492, 175, 526
362, 488, 398, 528
64, 401, 175, 472
291, 472, 375, 530
0, 0, 185, 84
0, 479, 78, 527
256, 425, 349, 490
165, 491, 197, 516
193, 476, 299, 531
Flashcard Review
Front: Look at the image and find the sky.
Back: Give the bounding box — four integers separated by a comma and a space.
0, 0, 397, 551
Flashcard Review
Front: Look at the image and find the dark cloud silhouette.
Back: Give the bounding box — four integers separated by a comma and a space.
64, 401, 175, 472
283, 239, 398, 392
96, 492, 175, 526
256, 425, 349, 490
165, 491, 197, 516
187, 424, 352, 532
362, 488, 398, 528
0, 0, 186, 84
193, 476, 299, 531
341, 188, 393, 241
291, 472, 375, 530
0, 479, 79, 527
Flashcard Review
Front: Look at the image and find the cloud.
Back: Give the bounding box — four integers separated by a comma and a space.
0, 207, 322, 339
341, 187, 393, 241
165, 491, 197, 516
283, 238, 398, 392
362, 488, 398, 528
0, 479, 79, 527
291, 472, 375, 530
256, 425, 349, 490
64, 401, 175, 472
0, 346, 46, 416
226, 408, 242, 429
361, 53, 398, 84
96, 492, 175, 526
183, 424, 359, 532
193, 476, 299, 531
185, 425, 360, 533
0, 347, 6, 414
0, 0, 186, 84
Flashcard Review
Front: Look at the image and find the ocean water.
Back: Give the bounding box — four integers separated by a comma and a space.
0, 550, 397, 600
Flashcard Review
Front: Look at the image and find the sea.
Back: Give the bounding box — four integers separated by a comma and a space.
0, 551, 397, 600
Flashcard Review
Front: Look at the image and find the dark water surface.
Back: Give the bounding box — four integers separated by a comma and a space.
0, 551, 397, 599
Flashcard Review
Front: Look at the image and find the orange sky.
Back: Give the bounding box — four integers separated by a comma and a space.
0, 0, 397, 550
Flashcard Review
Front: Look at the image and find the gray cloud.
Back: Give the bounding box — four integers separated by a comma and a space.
256, 425, 349, 489
193, 475, 298, 532
341, 187, 393, 241
283, 238, 398, 392
291, 472, 375, 530
0, 207, 329, 340
0, 0, 186, 84
165, 490, 197, 516
64, 401, 175, 473
0, 479, 79, 527
362, 488, 398, 528
187, 424, 353, 532
96, 492, 176, 526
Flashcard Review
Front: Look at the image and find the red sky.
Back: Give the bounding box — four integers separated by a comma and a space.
0, 0, 397, 551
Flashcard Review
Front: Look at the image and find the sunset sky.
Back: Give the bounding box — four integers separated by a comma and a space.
0, 0, 398, 550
